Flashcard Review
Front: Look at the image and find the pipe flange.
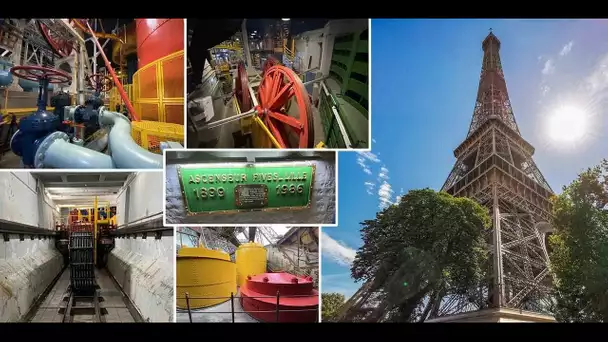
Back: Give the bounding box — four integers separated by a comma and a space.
9, 129, 21, 155
34, 131, 69, 169
97, 106, 107, 126
64, 105, 79, 122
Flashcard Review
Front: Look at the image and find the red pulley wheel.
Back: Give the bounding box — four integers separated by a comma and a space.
87, 73, 113, 92
10, 65, 72, 84
256, 65, 314, 148
38, 21, 74, 58
235, 62, 252, 112
263, 57, 278, 75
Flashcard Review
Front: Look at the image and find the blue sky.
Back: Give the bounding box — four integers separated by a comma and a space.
321, 19, 608, 299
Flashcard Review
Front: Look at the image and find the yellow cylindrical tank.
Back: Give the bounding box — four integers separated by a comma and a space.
176, 247, 236, 309
235, 242, 267, 287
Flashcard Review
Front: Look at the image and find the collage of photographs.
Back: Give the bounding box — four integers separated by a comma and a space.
0, 18, 606, 324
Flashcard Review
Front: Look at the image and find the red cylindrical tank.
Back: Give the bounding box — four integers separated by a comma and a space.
135, 18, 184, 68
133, 18, 184, 124
240, 272, 319, 323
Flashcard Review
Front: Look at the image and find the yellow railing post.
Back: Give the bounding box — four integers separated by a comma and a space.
94, 196, 98, 266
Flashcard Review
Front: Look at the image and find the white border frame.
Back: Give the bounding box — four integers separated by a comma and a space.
181, 18, 372, 152
162, 148, 339, 228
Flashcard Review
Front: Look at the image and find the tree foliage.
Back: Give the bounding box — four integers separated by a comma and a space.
321, 292, 346, 321
549, 159, 608, 322
350, 188, 491, 322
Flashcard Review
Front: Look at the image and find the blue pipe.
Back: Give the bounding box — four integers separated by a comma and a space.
35, 131, 114, 169
98, 108, 163, 169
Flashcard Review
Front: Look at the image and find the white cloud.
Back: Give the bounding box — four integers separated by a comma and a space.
321, 231, 356, 267
584, 53, 608, 96
355, 150, 398, 210
356, 151, 380, 175
559, 41, 574, 57
394, 187, 405, 204
540, 84, 551, 96
372, 138, 377, 143
364, 181, 375, 195
357, 151, 380, 163
357, 155, 373, 175
542, 59, 555, 75
377, 166, 389, 181
378, 181, 394, 209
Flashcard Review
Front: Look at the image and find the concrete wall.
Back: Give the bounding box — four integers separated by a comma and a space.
0, 172, 62, 322
294, 28, 324, 72
1, 172, 37, 226
108, 171, 173, 322
0, 236, 63, 322
116, 171, 164, 226
165, 155, 336, 225
106, 233, 174, 322
0, 172, 59, 228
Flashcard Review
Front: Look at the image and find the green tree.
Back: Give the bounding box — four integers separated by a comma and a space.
349, 188, 491, 322
321, 292, 346, 321
549, 160, 608, 322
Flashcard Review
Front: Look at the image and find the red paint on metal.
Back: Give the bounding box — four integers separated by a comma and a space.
85, 21, 139, 121
256, 65, 314, 148
38, 21, 74, 58
87, 73, 113, 92
240, 272, 318, 323
135, 19, 184, 68
263, 56, 279, 74
236, 62, 252, 112
10, 65, 71, 84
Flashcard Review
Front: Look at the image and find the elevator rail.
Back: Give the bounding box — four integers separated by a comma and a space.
62, 288, 105, 323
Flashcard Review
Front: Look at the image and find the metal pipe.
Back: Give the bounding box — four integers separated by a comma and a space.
58, 19, 85, 44
40, 134, 115, 169
302, 76, 327, 86
98, 108, 162, 169
85, 22, 140, 121
201, 108, 256, 131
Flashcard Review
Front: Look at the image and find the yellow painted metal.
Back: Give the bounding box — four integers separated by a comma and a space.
251, 116, 282, 148
176, 247, 236, 309
66, 199, 111, 225
235, 242, 267, 287
132, 50, 184, 124
130, 120, 184, 154
93, 196, 98, 265
109, 84, 132, 111
232, 94, 253, 136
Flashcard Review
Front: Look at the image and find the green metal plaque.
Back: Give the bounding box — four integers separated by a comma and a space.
177, 163, 315, 215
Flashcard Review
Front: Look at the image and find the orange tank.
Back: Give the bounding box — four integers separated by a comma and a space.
135, 18, 184, 68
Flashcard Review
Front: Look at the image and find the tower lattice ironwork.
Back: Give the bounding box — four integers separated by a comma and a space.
438, 31, 554, 317
335, 32, 555, 322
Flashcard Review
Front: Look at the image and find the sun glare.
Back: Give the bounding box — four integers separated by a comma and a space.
546, 105, 588, 143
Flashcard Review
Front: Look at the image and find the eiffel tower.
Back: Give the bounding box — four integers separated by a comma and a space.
333, 31, 556, 323
436, 31, 555, 321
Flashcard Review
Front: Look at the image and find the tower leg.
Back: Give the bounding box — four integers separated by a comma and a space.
491, 185, 504, 307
